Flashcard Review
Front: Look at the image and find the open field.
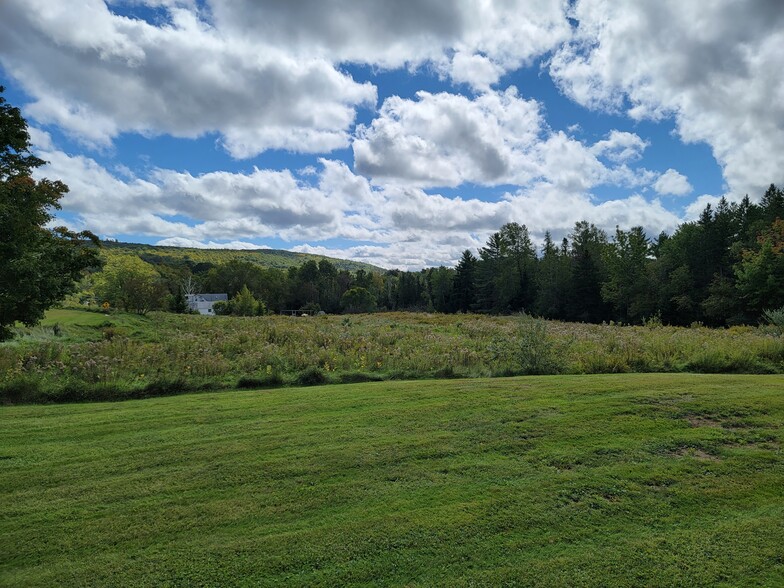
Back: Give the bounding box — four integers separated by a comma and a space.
2, 309, 783, 403
2, 374, 783, 586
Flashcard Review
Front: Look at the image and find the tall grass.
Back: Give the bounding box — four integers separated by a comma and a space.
2, 310, 783, 403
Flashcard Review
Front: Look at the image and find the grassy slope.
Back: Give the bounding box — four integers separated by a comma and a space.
2, 374, 783, 586
101, 241, 385, 273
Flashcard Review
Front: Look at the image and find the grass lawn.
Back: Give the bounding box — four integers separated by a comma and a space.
11, 308, 155, 345
2, 374, 783, 586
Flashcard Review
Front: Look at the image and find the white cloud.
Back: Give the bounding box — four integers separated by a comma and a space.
0, 0, 376, 156
27, 127, 54, 151
155, 238, 268, 249
354, 88, 657, 193
549, 0, 784, 197
211, 0, 570, 88
19, 0, 777, 269
683, 195, 724, 221
502, 182, 681, 242
448, 52, 507, 91
591, 130, 649, 163
0, 0, 572, 156
654, 168, 693, 196
34, 140, 685, 270
354, 87, 544, 187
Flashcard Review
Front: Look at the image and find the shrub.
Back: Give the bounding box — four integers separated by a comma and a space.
515, 314, 561, 375
433, 365, 459, 379
762, 306, 784, 329
338, 372, 383, 384
0, 377, 42, 404
141, 378, 190, 398
237, 374, 284, 389
295, 366, 328, 386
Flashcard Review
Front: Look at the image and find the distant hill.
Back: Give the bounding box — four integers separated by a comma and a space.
100, 241, 385, 273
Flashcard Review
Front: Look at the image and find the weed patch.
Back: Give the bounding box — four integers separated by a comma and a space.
3, 309, 784, 403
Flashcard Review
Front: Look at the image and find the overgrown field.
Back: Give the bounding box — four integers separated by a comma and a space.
1, 374, 783, 586
2, 309, 783, 403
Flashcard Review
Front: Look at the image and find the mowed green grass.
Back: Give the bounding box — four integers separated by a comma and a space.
2, 374, 783, 586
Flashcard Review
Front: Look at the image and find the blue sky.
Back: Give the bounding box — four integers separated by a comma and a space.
1, 1, 781, 269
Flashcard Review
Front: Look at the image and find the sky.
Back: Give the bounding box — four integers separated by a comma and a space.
1, 0, 783, 270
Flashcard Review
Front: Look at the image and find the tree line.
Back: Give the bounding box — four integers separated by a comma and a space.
91, 183, 784, 326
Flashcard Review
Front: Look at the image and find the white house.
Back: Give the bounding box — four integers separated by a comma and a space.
186, 293, 228, 315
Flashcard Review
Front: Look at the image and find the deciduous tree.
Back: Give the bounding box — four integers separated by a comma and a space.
0, 87, 100, 339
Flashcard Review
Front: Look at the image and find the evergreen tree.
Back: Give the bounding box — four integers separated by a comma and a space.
477, 222, 537, 313
567, 221, 610, 322
534, 231, 570, 319
453, 250, 478, 312
428, 266, 455, 313
602, 226, 654, 323
760, 184, 784, 224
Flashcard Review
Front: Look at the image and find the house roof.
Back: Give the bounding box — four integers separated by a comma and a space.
186, 293, 228, 302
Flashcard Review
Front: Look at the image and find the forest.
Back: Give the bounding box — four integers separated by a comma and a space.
90, 184, 784, 327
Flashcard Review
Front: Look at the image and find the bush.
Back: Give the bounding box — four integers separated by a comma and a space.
0, 377, 42, 404
762, 306, 784, 329
433, 366, 459, 379
141, 378, 190, 398
685, 350, 772, 374
338, 372, 383, 384
515, 314, 561, 375
237, 374, 284, 389
295, 366, 328, 386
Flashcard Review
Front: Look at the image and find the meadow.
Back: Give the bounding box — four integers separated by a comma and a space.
2, 374, 783, 586
2, 309, 783, 403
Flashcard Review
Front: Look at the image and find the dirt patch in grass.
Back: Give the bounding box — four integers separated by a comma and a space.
686, 415, 723, 428
672, 447, 721, 461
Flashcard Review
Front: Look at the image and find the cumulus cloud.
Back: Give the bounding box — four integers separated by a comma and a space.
0, 0, 376, 156
654, 168, 693, 196
0, 0, 572, 155
354, 87, 543, 187
354, 88, 656, 192
155, 238, 268, 249
591, 131, 649, 163
210, 0, 570, 88
549, 0, 784, 197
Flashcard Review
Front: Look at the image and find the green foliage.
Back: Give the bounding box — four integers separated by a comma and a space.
3, 309, 784, 403
211, 286, 266, 316
211, 300, 230, 315
0, 87, 101, 340
515, 314, 561, 374
94, 254, 166, 315
168, 287, 189, 314
453, 249, 478, 312
341, 287, 376, 313
232, 284, 263, 316
762, 306, 784, 329
478, 222, 537, 313
295, 366, 328, 386
568, 221, 610, 322
602, 226, 654, 323
47, 179, 784, 329
534, 233, 570, 319
236, 373, 284, 389
736, 220, 784, 315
